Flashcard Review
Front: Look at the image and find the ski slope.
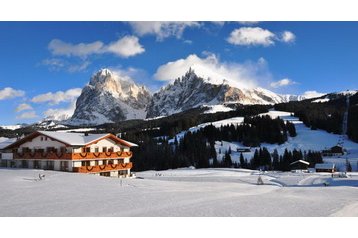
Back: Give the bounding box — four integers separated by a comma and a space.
208, 110, 358, 171
0, 168, 357, 216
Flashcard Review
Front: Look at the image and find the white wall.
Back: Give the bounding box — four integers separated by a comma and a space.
19, 135, 66, 151
87, 138, 125, 152
72, 161, 82, 168
1, 153, 13, 160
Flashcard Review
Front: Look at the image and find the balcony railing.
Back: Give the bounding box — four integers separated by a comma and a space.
13, 151, 133, 160
72, 162, 133, 173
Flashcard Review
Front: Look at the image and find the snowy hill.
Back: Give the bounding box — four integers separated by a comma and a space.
68, 69, 151, 125
169, 110, 358, 171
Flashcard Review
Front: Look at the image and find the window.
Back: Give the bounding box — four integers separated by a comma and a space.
60, 147, 66, 153
95, 147, 99, 153
86, 147, 91, 153
81, 147, 86, 153
109, 147, 114, 152
40, 137, 43, 141
102, 147, 107, 152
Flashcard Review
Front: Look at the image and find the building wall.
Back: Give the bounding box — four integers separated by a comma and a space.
0, 153, 13, 160
19, 135, 66, 151
87, 138, 129, 152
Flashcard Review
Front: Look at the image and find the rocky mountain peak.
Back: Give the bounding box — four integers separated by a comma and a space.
68, 69, 152, 125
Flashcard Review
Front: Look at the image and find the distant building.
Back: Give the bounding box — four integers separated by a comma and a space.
236, 147, 251, 153
289, 160, 310, 170
315, 163, 336, 173
322, 145, 344, 157
0, 131, 137, 177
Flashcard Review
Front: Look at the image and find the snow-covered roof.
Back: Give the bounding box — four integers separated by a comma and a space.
0, 138, 17, 150
39, 131, 109, 146
315, 163, 335, 170
4, 131, 138, 149
290, 160, 310, 166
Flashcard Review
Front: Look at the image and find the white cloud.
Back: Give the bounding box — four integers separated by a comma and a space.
281, 31, 296, 43
227, 27, 296, 47
43, 101, 76, 121
31, 88, 82, 105
16, 111, 38, 119
227, 27, 275, 46
270, 78, 297, 88
15, 103, 33, 112
129, 21, 200, 41
302, 90, 325, 99
154, 53, 269, 89
105, 36, 145, 57
0, 87, 25, 100
48, 35, 144, 58
48, 39, 103, 57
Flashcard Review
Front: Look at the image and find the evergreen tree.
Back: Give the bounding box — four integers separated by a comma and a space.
223, 151, 232, 167
287, 121, 297, 137
239, 152, 245, 168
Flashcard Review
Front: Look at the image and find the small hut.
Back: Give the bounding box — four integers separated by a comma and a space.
290, 160, 310, 170
315, 163, 336, 173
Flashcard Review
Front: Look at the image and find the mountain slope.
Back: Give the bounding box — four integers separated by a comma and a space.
68, 69, 151, 125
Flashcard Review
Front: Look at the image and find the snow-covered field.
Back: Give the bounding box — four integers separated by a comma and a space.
0, 168, 357, 217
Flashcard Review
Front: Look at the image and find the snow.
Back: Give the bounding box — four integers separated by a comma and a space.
312, 98, 330, 103
36, 131, 109, 146
203, 104, 234, 114
55, 128, 97, 132
144, 116, 165, 121
169, 117, 244, 143
0, 167, 357, 216
0, 124, 23, 130
337, 90, 357, 96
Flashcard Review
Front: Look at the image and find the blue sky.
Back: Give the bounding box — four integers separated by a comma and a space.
0, 21, 357, 125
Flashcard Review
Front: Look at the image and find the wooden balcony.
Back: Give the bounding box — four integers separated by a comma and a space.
72, 162, 133, 173
13, 151, 133, 161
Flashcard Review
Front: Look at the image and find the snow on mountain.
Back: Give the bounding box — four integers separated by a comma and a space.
0, 124, 25, 130
68, 68, 151, 125
168, 109, 358, 171
214, 110, 358, 171
147, 69, 291, 118
309, 90, 357, 104
203, 104, 234, 114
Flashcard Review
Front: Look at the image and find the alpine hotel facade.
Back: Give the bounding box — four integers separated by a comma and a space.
0, 131, 137, 177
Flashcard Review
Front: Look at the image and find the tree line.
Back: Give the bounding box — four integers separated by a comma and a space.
128, 115, 300, 171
